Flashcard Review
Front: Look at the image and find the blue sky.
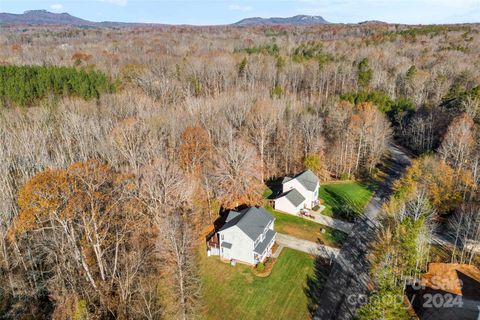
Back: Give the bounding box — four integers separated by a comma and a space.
2, 0, 480, 25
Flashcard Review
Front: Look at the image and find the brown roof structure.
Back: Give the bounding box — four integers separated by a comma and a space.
406, 263, 480, 320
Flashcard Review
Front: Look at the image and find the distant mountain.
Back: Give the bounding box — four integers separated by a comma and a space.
0, 10, 97, 26
0, 10, 330, 27
358, 20, 389, 25
0, 9, 159, 27
233, 15, 329, 26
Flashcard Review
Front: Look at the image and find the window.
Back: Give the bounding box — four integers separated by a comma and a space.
221, 234, 224, 240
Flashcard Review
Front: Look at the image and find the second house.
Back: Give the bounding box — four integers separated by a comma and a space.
274, 170, 320, 215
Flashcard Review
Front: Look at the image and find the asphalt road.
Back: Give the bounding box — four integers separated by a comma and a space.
314, 144, 412, 320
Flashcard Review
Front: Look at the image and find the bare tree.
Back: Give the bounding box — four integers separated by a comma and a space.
157, 214, 200, 320
211, 139, 263, 209
246, 100, 276, 181
449, 205, 480, 265
439, 114, 476, 172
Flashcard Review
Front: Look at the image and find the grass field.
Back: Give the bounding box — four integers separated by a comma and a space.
200, 247, 327, 320
319, 182, 373, 222
264, 205, 347, 247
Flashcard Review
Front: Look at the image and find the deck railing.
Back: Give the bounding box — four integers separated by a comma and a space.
207, 241, 219, 249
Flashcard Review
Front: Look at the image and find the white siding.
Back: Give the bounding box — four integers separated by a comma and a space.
218, 226, 255, 265
274, 196, 303, 214
304, 183, 319, 209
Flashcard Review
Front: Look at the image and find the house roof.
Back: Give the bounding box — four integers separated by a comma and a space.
219, 207, 275, 241
253, 229, 276, 254
282, 176, 292, 184
225, 211, 241, 222
291, 170, 319, 192
282, 188, 306, 207
406, 263, 480, 320
420, 263, 480, 297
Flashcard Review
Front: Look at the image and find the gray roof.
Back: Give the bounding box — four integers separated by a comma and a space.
219, 207, 275, 241
292, 170, 319, 192
225, 211, 241, 222
283, 189, 306, 206
253, 229, 276, 254
282, 176, 292, 184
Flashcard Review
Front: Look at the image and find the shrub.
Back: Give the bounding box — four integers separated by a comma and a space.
271, 86, 283, 98
256, 262, 265, 272
340, 173, 350, 180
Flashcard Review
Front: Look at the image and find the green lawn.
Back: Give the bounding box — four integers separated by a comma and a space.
264, 205, 347, 247
200, 247, 328, 320
319, 182, 373, 222
262, 187, 273, 199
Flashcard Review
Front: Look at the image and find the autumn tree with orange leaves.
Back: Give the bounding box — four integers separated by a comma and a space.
393, 156, 474, 215
9, 160, 159, 319
179, 126, 213, 175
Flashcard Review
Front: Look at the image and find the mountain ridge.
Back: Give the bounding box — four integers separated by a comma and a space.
233, 15, 329, 26
0, 10, 163, 27
0, 10, 330, 27
0, 10, 96, 26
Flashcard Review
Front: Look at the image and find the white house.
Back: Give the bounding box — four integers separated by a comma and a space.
210, 207, 276, 265
273, 188, 306, 215
274, 170, 320, 214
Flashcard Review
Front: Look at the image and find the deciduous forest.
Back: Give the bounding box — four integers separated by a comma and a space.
0, 23, 479, 319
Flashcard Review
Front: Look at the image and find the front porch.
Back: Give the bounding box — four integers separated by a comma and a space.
254, 230, 276, 263
207, 233, 220, 256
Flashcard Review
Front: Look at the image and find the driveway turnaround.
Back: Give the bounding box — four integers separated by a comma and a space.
305, 211, 354, 234
314, 144, 412, 320
276, 233, 339, 261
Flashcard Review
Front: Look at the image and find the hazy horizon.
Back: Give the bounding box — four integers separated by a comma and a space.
2, 0, 480, 26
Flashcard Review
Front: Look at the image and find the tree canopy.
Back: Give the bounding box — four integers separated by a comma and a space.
0, 65, 115, 107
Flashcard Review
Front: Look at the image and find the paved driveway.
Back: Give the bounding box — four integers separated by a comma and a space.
305, 211, 354, 234
276, 233, 339, 260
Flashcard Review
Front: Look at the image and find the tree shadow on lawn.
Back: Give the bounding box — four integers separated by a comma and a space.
264, 177, 284, 199
322, 189, 364, 222
357, 147, 405, 193
304, 253, 332, 316
357, 177, 380, 194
